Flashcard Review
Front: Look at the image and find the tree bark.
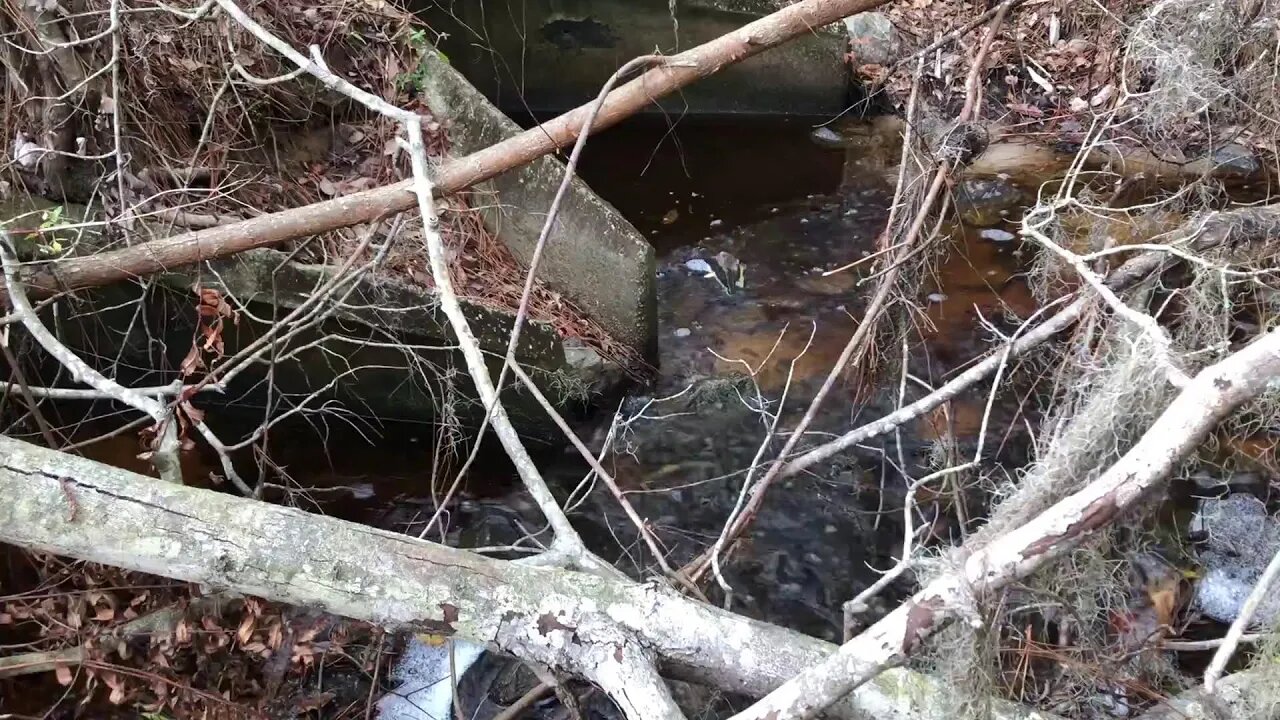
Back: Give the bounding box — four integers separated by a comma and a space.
0, 0, 888, 308
0, 434, 1052, 720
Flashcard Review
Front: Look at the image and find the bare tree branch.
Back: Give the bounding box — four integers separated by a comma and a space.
730, 327, 1280, 720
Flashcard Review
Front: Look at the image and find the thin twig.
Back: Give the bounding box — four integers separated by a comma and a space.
1021, 205, 1190, 388
1161, 633, 1270, 652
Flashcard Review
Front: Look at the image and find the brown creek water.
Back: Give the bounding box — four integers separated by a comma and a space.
70, 115, 1039, 643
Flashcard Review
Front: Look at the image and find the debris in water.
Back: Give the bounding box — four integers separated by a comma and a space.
980, 228, 1017, 242
683, 254, 742, 295
715, 250, 746, 290
710, 218, 724, 228
685, 259, 716, 276
661, 208, 680, 225
377, 637, 485, 720
674, 327, 692, 338
810, 126, 844, 147
927, 293, 948, 303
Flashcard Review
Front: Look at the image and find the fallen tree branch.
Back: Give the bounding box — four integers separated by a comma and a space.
0, 0, 890, 310
729, 326, 1280, 720
0, 434, 1056, 720
779, 295, 1091, 477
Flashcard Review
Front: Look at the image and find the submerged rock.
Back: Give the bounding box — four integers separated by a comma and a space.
954, 177, 1025, 227
980, 228, 1017, 243
1209, 143, 1262, 179
1190, 493, 1280, 627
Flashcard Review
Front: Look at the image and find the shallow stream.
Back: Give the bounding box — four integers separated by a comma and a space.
70, 115, 1041, 643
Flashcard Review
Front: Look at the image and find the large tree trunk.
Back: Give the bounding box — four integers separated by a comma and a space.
0, 434, 1051, 720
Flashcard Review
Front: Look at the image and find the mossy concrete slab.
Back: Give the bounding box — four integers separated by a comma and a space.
0, 197, 609, 443
415, 48, 658, 362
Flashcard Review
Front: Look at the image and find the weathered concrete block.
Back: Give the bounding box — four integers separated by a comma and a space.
416, 48, 658, 362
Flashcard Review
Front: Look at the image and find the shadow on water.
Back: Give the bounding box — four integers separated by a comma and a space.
67, 114, 1041, 641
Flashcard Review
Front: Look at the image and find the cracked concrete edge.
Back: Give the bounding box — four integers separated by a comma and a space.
416, 47, 658, 363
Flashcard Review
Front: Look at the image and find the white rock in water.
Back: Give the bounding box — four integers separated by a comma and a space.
810, 126, 844, 146
377, 637, 485, 720
684, 258, 715, 276
674, 327, 691, 338
980, 228, 1017, 242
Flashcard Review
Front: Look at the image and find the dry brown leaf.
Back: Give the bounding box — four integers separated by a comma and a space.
55, 663, 73, 686
1150, 585, 1179, 628
179, 345, 205, 377
236, 613, 256, 644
